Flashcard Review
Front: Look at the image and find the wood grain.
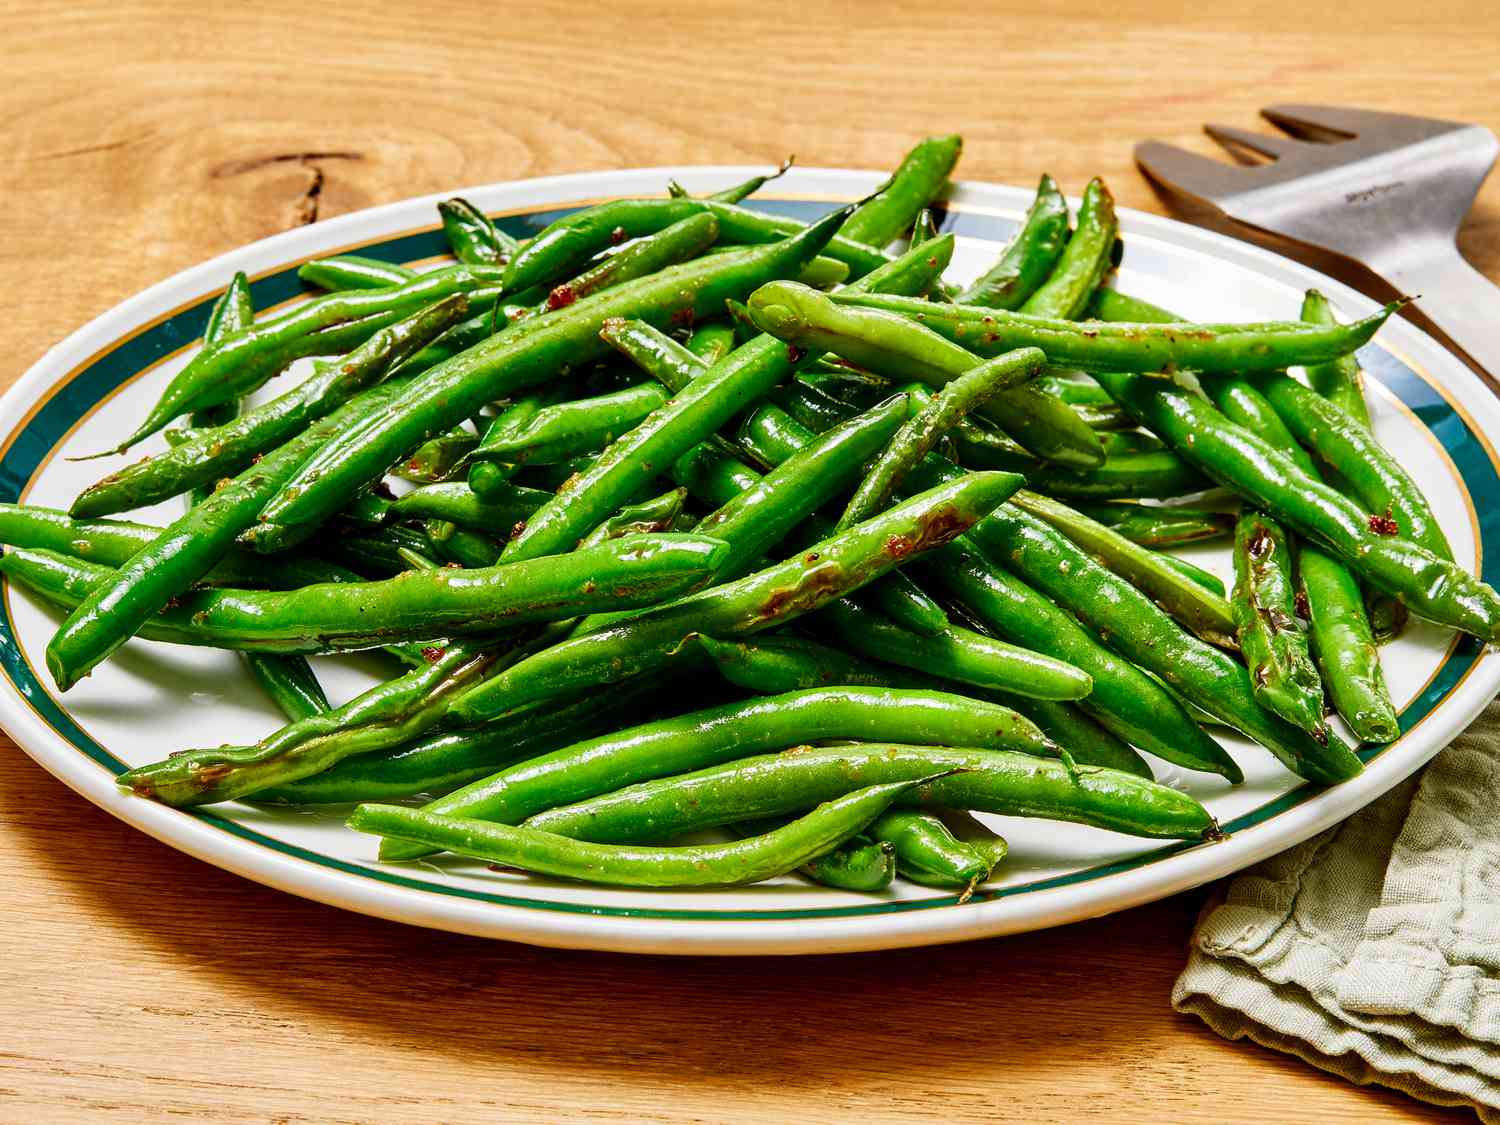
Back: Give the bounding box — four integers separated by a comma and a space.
1, 1, 1494, 1120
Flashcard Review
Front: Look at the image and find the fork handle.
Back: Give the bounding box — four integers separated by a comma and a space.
1378, 247, 1500, 388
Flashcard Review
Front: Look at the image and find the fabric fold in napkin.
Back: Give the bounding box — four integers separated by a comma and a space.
1174, 699, 1500, 1121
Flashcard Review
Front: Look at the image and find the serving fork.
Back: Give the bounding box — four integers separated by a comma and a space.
1136, 104, 1500, 383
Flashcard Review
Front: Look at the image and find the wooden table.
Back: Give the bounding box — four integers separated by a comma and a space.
3, 2, 1494, 1120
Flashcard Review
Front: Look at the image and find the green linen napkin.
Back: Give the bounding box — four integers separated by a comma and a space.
1174, 699, 1500, 1120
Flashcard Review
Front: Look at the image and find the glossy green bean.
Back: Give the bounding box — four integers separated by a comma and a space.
448, 471, 1023, 723
748, 280, 1104, 468
385, 480, 550, 536
119, 264, 505, 451
0, 504, 356, 588
387, 685, 1057, 860
1232, 512, 1326, 735
522, 744, 1218, 844
1072, 503, 1234, 547
71, 296, 470, 518
728, 819, 896, 892
1020, 178, 1117, 320
469, 383, 668, 467
1092, 369, 1500, 642
690, 634, 1150, 777
817, 598, 1092, 701
246, 208, 855, 552
840, 135, 962, 248
439, 197, 518, 265
354, 778, 930, 888
117, 633, 527, 805
544, 213, 719, 310
1160, 553, 1227, 596
928, 540, 1241, 779
396, 425, 479, 483
870, 808, 988, 888
245, 653, 329, 722
967, 503, 1363, 783
503, 198, 891, 293
257, 673, 668, 804
836, 347, 1046, 530
1254, 370, 1452, 562
960, 174, 1070, 309
1301, 290, 1371, 427
686, 322, 738, 365
298, 255, 418, 291
1009, 490, 1238, 647
1206, 377, 1318, 475
24, 534, 725, 656
825, 290, 1398, 374
1298, 542, 1399, 742
47, 368, 431, 689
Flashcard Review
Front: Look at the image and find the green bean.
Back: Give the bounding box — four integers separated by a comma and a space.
298, 255, 417, 291
1232, 512, 1326, 735
690, 633, 1150, 777
523, 744, 1218, 844
396, 425, 479, 483
1038, 374, 1112, 405
706, 160, 792, 204
836, 348, 1046, 530
825, 290, 1398, 374
189, 276, 254, 476
928, 540, 1241, 779
1206, 377, 1318, 476
1092, 368, 1499, 642
385, 480, 550, 536
933, 808, 1008, 875
1254, 370, 1452, 562
1301, 290, 1371, 427
355, 777, 935, 888
25, 534, 725, 658
579, 489, 689, 547
1073, 503, 1234, 547
968, 503, 1363, 783
691, 395, 908, 579
840, 135, 962, 248
118, 631, 529, 806
321, 526, 441, 579
47, 345, 444, 689
1009, 490, 1238, 647
870, 809, 988, 889
601, 319, 703, 393
118, 264, 506, 451
71, 296, 470, 518
383, 684, 1057, 861
960, 174, 1070, 309
244, 653, 329, 722
1095, 289, 1402, 725
1020, 178, 1117, 320
817, 598, 1092, 702
909, 208, 939, 248
749, 280, 1104, 468
728, 819, 896, 892
439, 197, 518, 265
686, 322, 738, 365
503, 198, 891, 294
1160, 553, 1227, 596
1297, 542, 1399, 742
952, 431, 1211, 499
544, 213, 720, 311
468, 383, 668, 467
448, 471, 1022, 723
0, 504, 355, 588
390, 309, 512, 381
246, 207, 856, 553
257, 673, 669, 804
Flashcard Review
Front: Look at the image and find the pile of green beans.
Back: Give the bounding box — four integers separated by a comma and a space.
10, 134, 1482, 897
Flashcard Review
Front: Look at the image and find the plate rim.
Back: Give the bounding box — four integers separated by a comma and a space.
1, 164, 1496, 955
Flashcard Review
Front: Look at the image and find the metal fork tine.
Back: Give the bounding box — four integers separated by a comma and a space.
1134, 140, 1278, 203
1203, 123, 1302, 162
1261, 103, 1467, 144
